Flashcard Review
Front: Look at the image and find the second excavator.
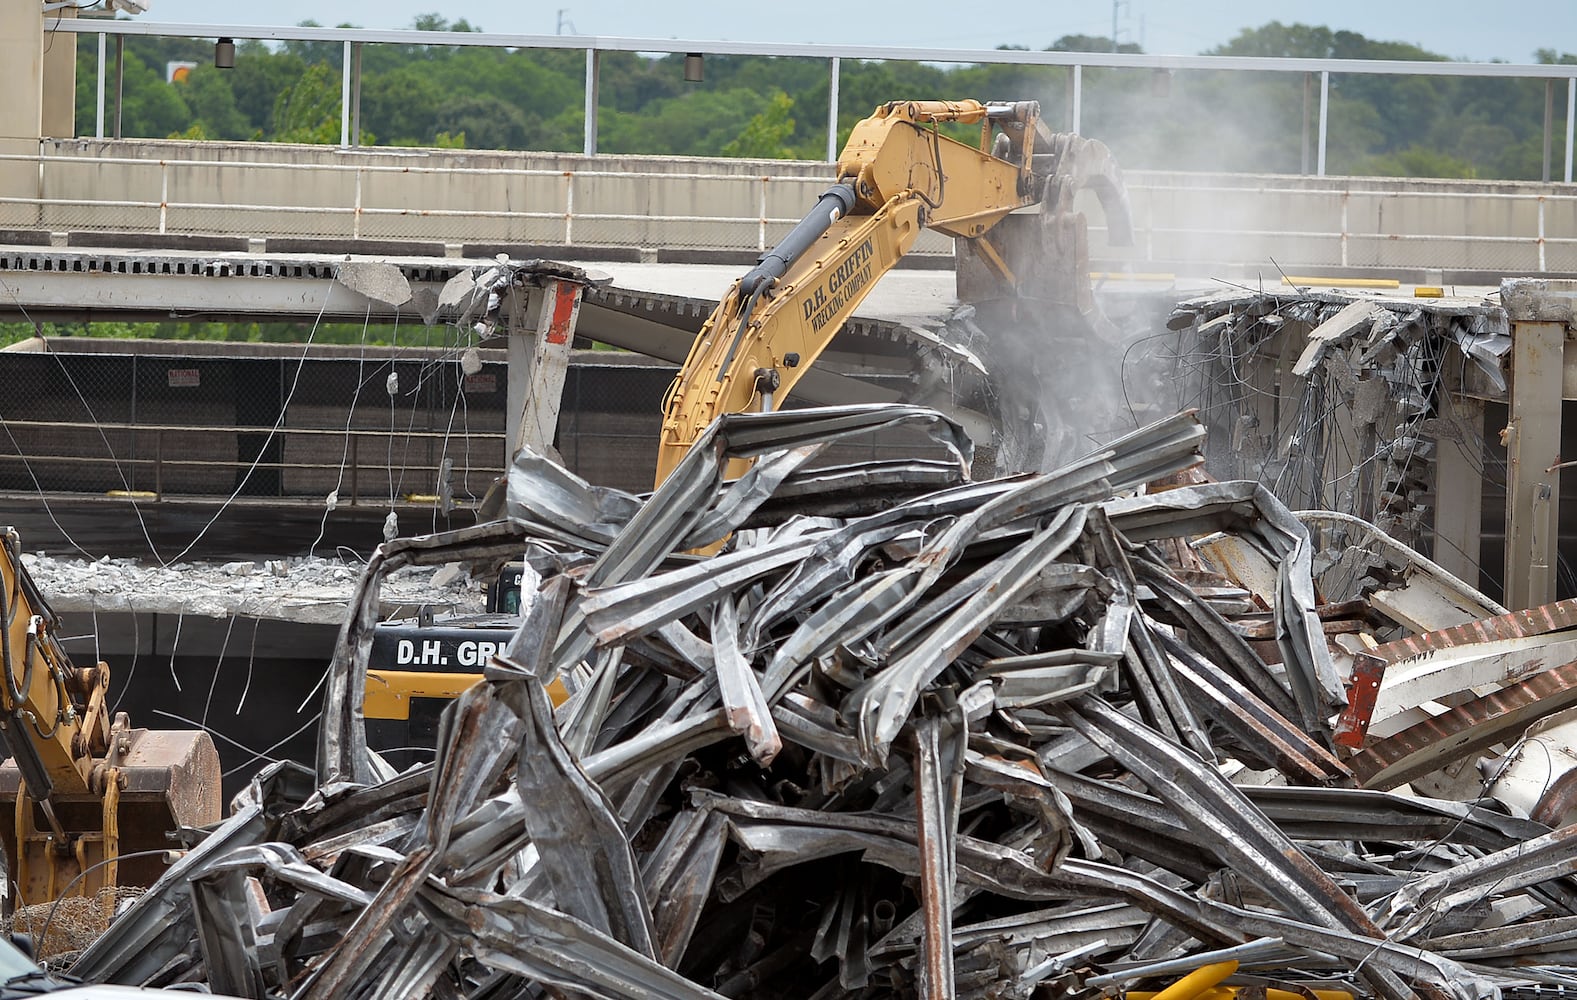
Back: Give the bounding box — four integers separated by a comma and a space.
0, 528, 220, 914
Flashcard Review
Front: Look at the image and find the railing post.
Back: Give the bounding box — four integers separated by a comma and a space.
112, 35, 123, 140
339, 41, 352, 147
95, 33, 105, 140
1339, 192, 1348, 268
350, 434, 359, 506
353, 167, 363, 239
1566, 77, 1575, 185
130, 354, 139, 490
1543, 79, 1554, 183
564, 171, 574, 245
1317, 70, 1329, 177
158, 161, 168, 234
583, 48, 600, 156
1538, 196, 1547, 273
759, 177, 768, 252
1301, 72, 1311, 175
1070, 64, 1083, 134
826, 56, 840, 162
351, 42, 362, 148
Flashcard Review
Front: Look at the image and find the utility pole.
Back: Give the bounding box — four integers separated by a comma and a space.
1111, 0, 1127, 52
556, 9, 574, 34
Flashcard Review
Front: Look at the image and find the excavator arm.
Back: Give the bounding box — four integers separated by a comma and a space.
657, 193, 926, 485
655, 100, 1051, 487
0, 530, 106, 807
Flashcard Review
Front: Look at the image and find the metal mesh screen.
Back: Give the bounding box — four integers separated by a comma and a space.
0, 347, 960, 503
0, 348, 511, 501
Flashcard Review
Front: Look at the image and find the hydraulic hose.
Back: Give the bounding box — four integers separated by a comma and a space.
717, 183, 857, 384
739, 183, 856, 298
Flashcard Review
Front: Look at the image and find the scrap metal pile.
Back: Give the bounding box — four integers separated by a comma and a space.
65, 404, 1577, 1000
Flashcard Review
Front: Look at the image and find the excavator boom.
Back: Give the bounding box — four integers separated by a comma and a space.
655, 99, 1065, 486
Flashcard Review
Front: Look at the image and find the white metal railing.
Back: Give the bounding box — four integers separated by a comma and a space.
0, 150, 827, 251
55, 18, 1577, 182
1129, 182, 1577, 273
2, 146, 1575, 273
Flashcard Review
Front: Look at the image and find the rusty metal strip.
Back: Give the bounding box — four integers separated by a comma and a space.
1368, 595, 1577, 664
1336, 596, 1577, 746
1348, 657, 1577, 789
912, 714, 957, 1000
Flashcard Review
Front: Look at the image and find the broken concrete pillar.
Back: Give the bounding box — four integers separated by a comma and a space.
42, 7, 76, 139
505, 277, 584, 465
1501, 279, 1575, 610
0, 0, 44, 228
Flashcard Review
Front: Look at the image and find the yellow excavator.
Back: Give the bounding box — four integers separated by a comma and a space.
0, 528, 221, 911
359, 100, 1130, 759
654, 98, 1133, 486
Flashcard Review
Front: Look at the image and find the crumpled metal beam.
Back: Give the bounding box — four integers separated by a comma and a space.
70, 400, 1577, 1000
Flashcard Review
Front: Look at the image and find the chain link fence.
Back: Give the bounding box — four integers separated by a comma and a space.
0, 343, 967, 507
0, 345, 685, 502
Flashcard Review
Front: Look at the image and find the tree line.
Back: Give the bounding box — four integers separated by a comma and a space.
75, 16, 1576, 180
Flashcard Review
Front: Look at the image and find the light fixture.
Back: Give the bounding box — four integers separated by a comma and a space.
214, 37, 234, 70
683, 52, 703, 83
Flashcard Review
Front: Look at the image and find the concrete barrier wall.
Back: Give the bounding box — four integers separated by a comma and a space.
6, 139, 1575, 276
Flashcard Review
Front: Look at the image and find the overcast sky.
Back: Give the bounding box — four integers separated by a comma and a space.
133, 0, 1573, 64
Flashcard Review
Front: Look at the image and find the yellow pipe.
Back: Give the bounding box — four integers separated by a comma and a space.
1091, 271, 1177, 282
1281, 276, 1400, 289
1145, 961, 1239, 1000
1130, 987, 1354, 1000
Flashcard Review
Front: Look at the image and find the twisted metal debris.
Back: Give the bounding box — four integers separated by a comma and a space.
64, 404, 1577, 1000
1164, 287, 1507, 552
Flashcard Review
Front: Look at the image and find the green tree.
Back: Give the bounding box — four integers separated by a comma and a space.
230, 44, 307, 136
176, 65, 250, 139
430, 94, 534, 149
272, 63, 343, 144
722, 92, 799, 158
1354, 145, 1478, 178
117, 49, 191, 138
1048, 34, 1143, 54
360, 65, 443, 145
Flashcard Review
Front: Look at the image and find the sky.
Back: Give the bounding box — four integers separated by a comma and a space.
131, 0, 1574, 64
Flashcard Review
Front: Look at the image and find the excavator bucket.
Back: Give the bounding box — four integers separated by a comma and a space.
956, 132, 1133, 311
0, 720, 221, 909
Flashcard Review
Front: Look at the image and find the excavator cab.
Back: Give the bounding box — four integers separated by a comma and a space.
0, 529, 221, 914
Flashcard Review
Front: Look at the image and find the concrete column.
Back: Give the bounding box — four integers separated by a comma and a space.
0, 0, 44, 226
1504, 311, 1565, 610
41, 7, 76, 139
1432, 392, 1484, 587
1, 1, 44, 142
505, 278, 584, 465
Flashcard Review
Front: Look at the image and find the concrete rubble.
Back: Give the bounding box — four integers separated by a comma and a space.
54, 403, 1577, 1000
23, 552, 486, 626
